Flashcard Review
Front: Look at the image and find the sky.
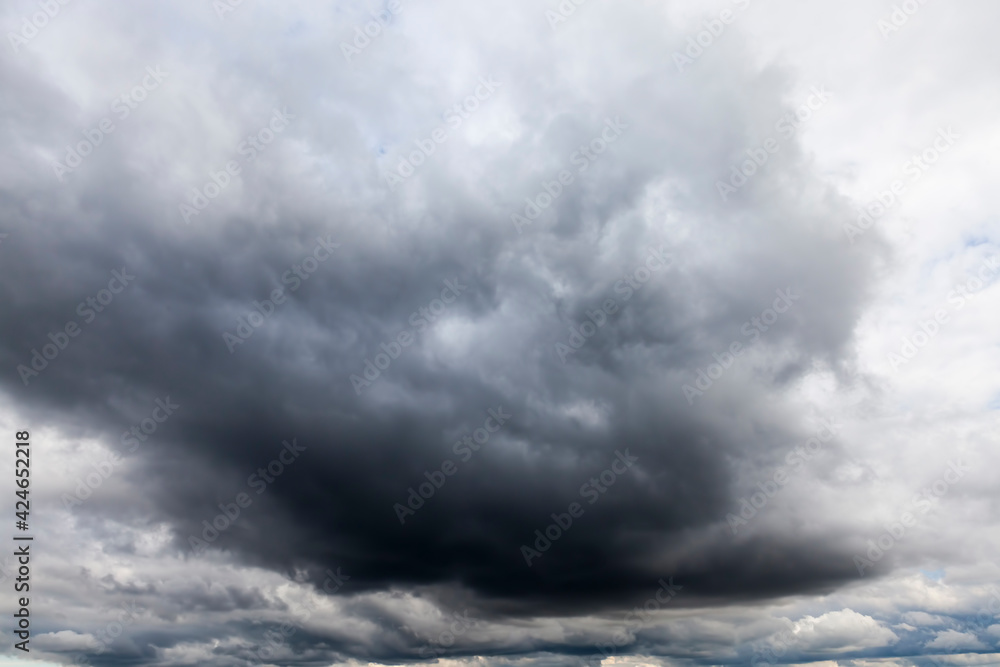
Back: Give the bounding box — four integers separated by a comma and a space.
0, 0, 999, 665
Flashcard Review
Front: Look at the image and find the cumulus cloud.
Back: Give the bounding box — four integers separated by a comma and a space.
926, 630, 989, 652
788, 609, 899, 652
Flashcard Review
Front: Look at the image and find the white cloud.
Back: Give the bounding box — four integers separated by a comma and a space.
33, 630, 101, 652
787, 609, 899, 652
925, 630, 989, 651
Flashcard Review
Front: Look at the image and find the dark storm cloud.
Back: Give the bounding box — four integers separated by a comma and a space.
0, 0, 891, 663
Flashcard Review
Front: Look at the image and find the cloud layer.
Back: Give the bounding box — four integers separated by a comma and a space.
1, 0, 999, 665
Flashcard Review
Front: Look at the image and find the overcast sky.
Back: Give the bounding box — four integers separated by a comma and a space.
1, 0, 999, 666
